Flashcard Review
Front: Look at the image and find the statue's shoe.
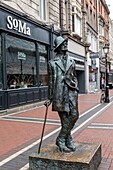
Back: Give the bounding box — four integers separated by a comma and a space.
66, 142, 76, 151
56, 141, 71, 153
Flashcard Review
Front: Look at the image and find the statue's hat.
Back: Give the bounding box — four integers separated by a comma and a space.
54, 36, 68, 52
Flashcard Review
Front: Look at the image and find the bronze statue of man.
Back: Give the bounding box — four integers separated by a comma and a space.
45, 36, 79, 152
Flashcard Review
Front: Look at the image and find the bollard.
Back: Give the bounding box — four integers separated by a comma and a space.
105, 86, 110, 103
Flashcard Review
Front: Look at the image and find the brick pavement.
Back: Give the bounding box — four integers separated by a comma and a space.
0, 90, 113, 169
74, 103, 113, 170
74, 90, 113, 170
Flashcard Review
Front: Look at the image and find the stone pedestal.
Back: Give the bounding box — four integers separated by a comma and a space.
29, 142, 101, 170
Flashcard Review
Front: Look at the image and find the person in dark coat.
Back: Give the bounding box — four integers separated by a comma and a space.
45, 36, 79, 152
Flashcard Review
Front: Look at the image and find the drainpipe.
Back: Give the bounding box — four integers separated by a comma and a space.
85, 42, 91, 93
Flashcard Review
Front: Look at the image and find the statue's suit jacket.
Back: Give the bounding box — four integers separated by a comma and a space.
48, 54, 79, 116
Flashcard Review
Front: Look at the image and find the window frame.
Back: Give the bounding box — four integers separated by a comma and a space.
72, 6, 81, 36
0, 31, 49, 91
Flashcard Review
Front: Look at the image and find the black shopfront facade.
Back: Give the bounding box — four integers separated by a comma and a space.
0, 6, 54, 110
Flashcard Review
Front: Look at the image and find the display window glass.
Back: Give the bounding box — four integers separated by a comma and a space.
38, 43, 48, 86
6, 35, 37, 89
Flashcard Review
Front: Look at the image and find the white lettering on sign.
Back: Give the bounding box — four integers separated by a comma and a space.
18, 52, 26, 60
7, 16, 31, 36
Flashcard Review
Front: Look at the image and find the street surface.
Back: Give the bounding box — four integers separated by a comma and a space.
0, 90, 113, 170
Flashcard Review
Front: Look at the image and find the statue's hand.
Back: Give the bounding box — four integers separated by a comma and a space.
44, 100, 51, 107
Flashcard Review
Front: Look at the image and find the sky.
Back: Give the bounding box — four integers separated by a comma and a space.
106, 0, 113, 19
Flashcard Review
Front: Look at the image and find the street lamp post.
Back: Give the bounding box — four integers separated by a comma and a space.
103, 43, 110, 103
85, 42, 91, 93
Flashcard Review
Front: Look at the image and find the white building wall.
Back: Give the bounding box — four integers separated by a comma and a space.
68, 39, 85, 56
0, 0, 39, 20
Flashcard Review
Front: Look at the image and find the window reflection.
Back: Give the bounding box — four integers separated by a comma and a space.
6, 35, 36, 89
38, 44, 48, 86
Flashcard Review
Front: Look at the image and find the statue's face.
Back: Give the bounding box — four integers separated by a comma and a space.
61, 40, 68, 52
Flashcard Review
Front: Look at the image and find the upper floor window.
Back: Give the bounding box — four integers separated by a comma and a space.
93, 14, 96, 28
65, 0, 69, 29
39, 0, 46, 21
72, 7, 75, 32
99, 21, 104, 36
72, 7, 81, 36
90, 9, 92, 24
86, 4, 89, 21
76, 15, 81, 35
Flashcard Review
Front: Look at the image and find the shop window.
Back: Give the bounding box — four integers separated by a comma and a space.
38, 44, 48, 86
0, 35, 3, 90
89, 72, 96, 82
6, 35, 36, 89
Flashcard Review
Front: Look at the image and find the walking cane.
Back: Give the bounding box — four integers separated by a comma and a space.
38, 105, 49, 154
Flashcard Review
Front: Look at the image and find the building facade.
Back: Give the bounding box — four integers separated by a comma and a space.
82, 0, 99, 93
0, 1, 59, 110
60, 0, 86, 93
108, 18, 113, 88
0, 0, 111, 110
98, 0, 110, 88
0, 0, 85, 110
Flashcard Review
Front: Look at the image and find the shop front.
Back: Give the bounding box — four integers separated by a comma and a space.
89, 53, 100, 93
0, 6, 53, 110
68, 38, 86, 93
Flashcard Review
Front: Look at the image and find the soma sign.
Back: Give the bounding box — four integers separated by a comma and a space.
6, 16, 31, 36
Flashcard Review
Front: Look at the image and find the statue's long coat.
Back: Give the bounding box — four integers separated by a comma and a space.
48, 54, 79, 116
